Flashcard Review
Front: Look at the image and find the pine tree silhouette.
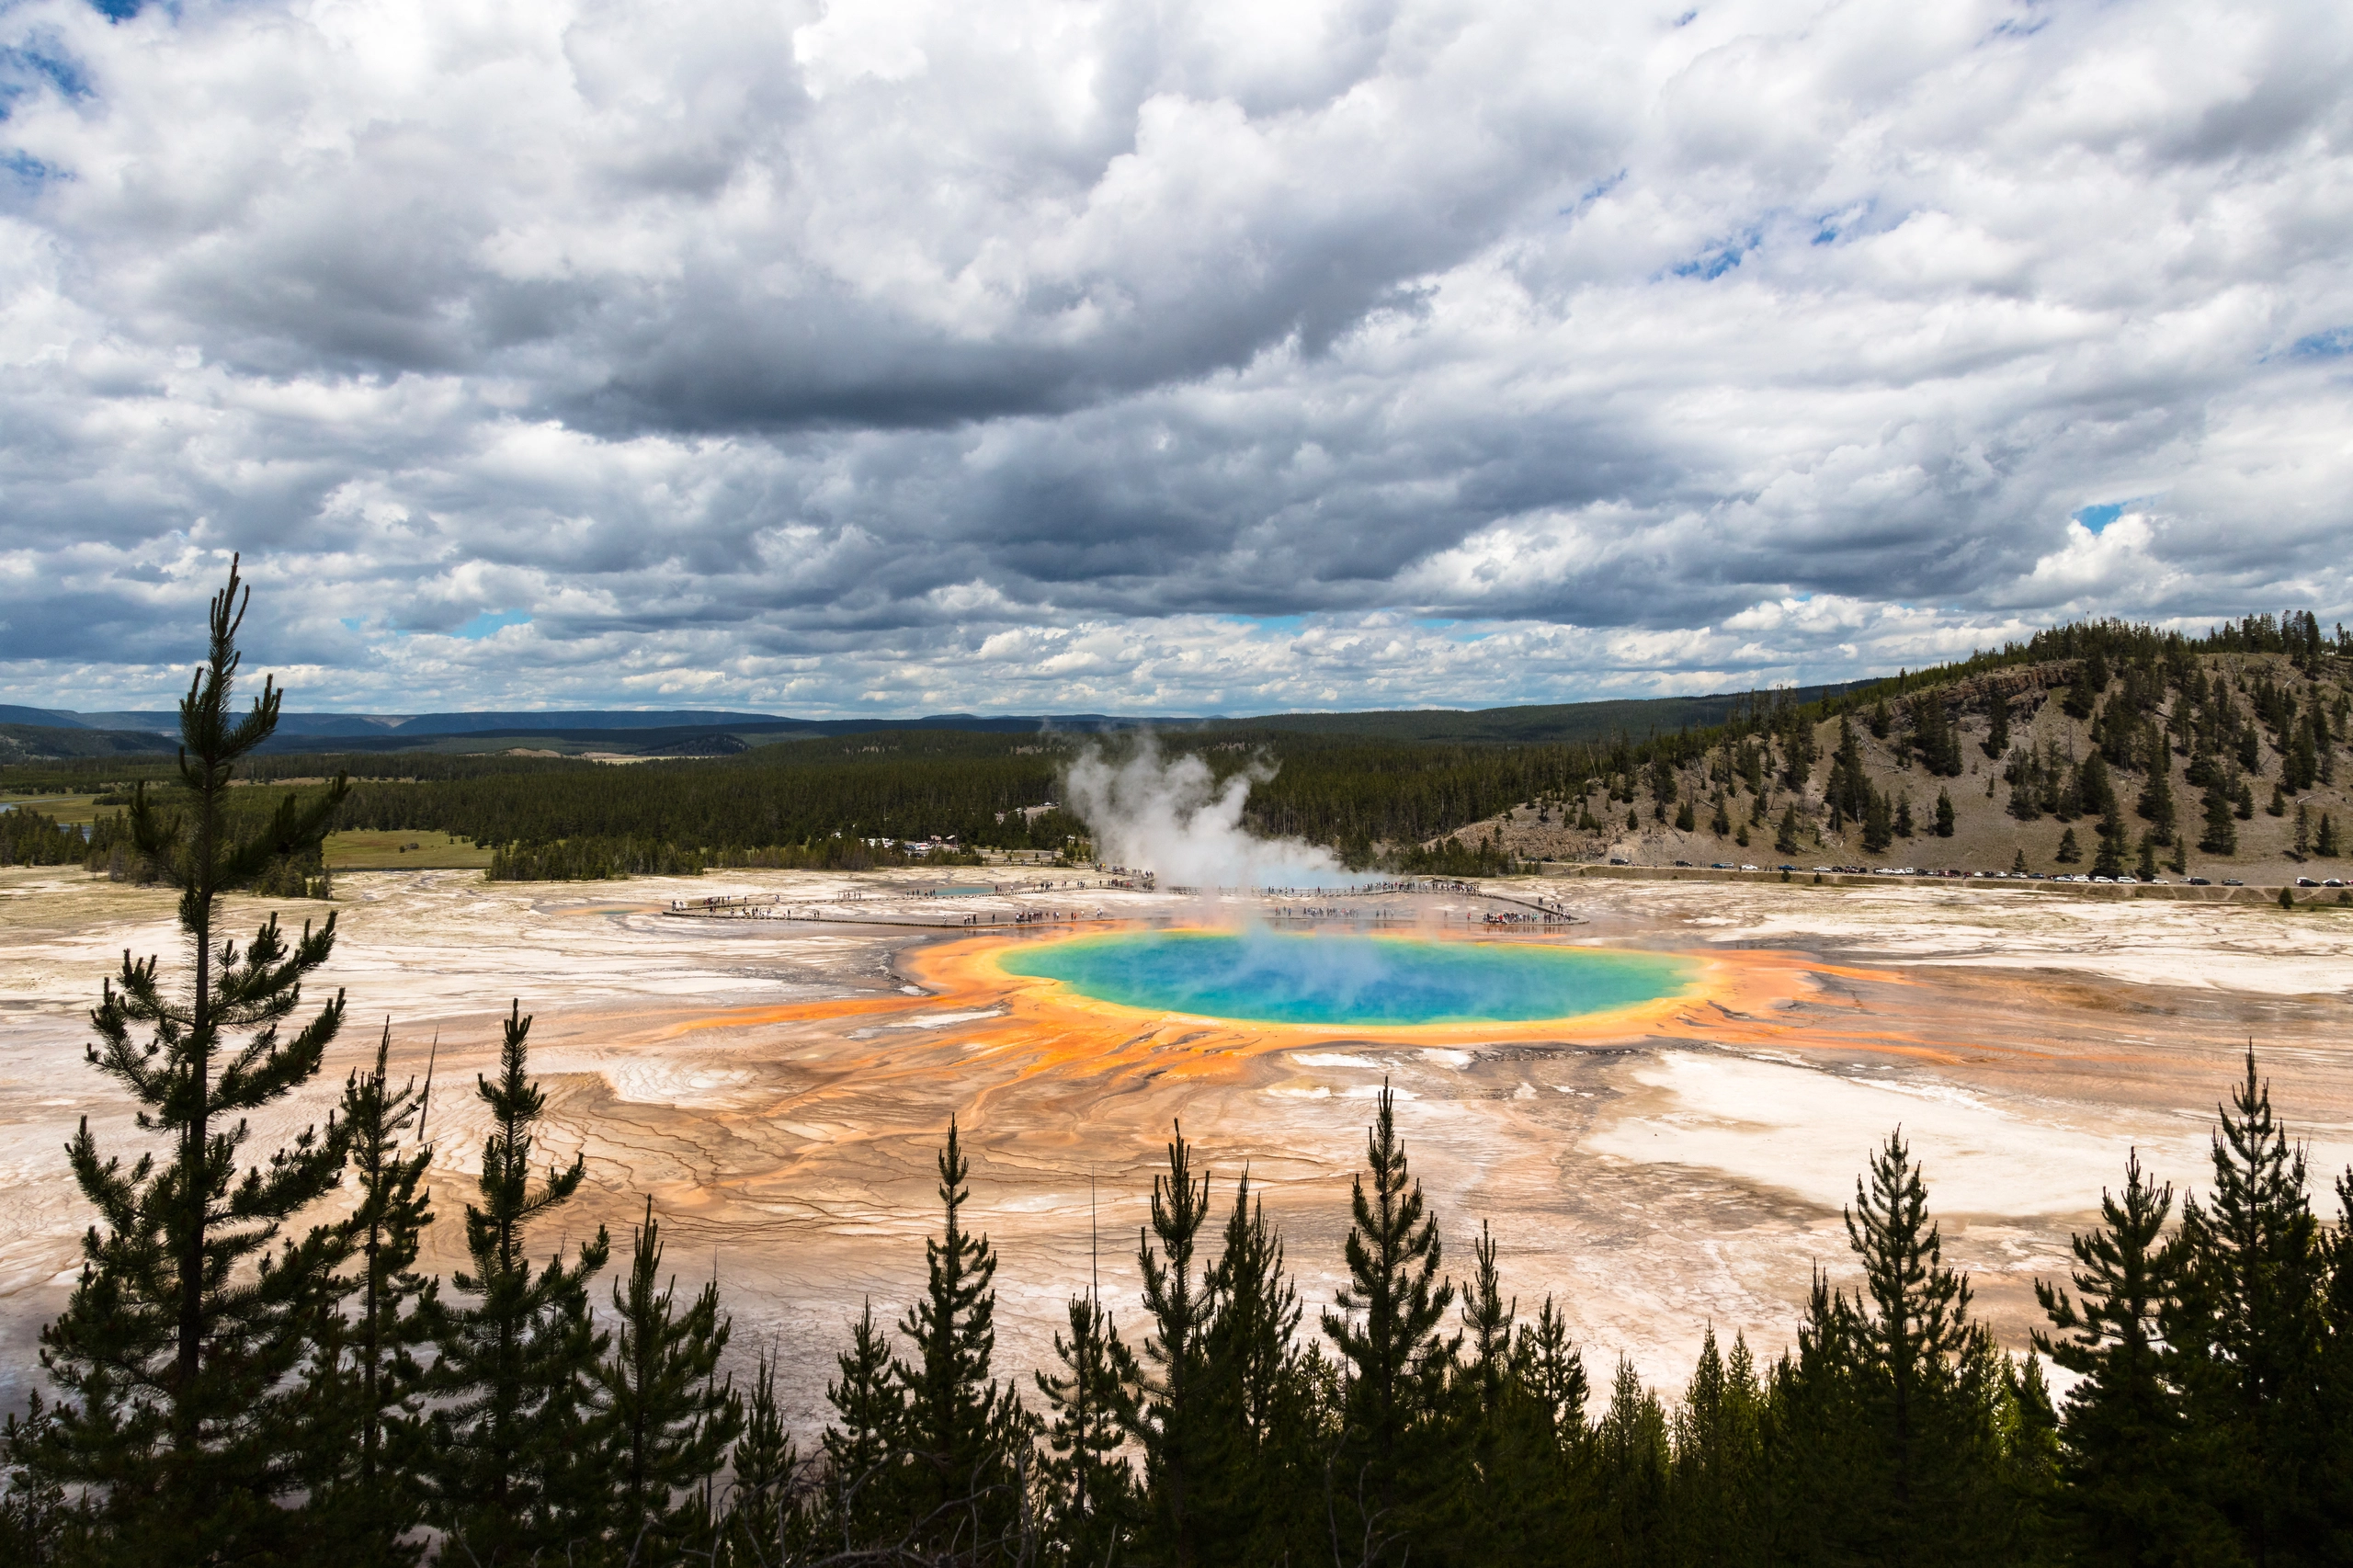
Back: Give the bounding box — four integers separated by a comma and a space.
13, 555, 354, 1560
2175, 1051, 2328, 1562
597, 1198, 744, 1557
1133, 1119, 1213, 1566
1323, 1082, 1459, 1528
420, 1001, 612, 1562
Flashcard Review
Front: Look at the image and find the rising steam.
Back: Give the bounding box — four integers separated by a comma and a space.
1063, 735, 1347, 888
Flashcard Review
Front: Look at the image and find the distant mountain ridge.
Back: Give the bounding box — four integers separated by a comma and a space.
0, 706, 802, 737
0, 687, 1890, 762
0, 685, 1880, 748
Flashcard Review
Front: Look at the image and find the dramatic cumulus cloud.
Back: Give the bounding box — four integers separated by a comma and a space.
0, 0, 2348, 714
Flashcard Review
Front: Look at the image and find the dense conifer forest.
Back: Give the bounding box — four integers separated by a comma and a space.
6, 568, 2353, 1564
10, 608, 2347, 884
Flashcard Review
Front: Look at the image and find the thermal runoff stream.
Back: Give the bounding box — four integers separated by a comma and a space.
996, 929, 1696, 1027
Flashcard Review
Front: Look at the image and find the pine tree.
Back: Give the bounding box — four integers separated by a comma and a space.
1840, 1129, 2000, 1562
2318, 813, 2340, 858
2056, 827, 2082, 864
1895, 794, 1915, 839
10, 556, 354, 1562
306, 1023, 438, 1562
1984, 696, 2012, 759
1781, 710, 1818, 790
1196, 1172, 1316, 1561
1459, 1221, 1514, 1422
820, 1301, 906, 1547
2034, 1151, 2226, 1563
1829, 717, 1871, 825
893, 1117, 1027, 1553
2094, 807, 2131, 879
2137, 730, 2177, 837
1935, 788, 1956, 837
1671, 1328, 1768, 1567
2173, 1052, 2328, 1562
2137, 835, 2159, 882
419, 1001, 613, 1562
597, 1198, 744, 1558
1710, 793, 1732, 836
726, 1346, 801, 1565
1863, 787, 1894, 853
1516, 1296, 1589, 1449
1769, 1267, 1870, 1564
2200, 774, 2239, 855
1775, 803, 1803, 856
1133, 1120, 1214, 1566
1323, 1081, 1459, 1532
1595, 1357, 1670, 1562
2063, 661, 2098, 720
1035, 1288, 1140, 1565
2079, 750, 2118, 819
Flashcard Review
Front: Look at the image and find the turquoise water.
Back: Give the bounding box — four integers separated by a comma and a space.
999, 930, 1694, 1026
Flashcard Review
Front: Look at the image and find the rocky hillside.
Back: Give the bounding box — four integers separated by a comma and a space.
1448, 649, 2353, 887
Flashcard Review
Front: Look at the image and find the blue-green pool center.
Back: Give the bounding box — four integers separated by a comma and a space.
997, 930, 1695, 1027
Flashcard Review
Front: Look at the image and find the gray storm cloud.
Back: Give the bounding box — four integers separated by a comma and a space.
0, 0, 2349, 711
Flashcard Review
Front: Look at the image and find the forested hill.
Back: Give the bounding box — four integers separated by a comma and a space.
8, 612, 2347, 881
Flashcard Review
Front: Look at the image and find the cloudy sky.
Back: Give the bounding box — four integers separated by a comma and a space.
1, 0, 2347, 717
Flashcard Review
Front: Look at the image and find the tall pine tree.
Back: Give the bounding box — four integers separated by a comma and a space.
597, 1198, 744, 1559
1322, 1082, 1459, 1540
893, 1118, 1029, 1557
2173, 1051, 2328, 1564
1132, 1121, 1214, 1566
2035, 1149, 2226, 1564
1035, 1283, 1141, 1565
307, 1023, 438, 1563
11, 556, 353, 1562
419, 1001, 612, 1562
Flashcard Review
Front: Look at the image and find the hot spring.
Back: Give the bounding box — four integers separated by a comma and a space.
997, 930, 1696, 1027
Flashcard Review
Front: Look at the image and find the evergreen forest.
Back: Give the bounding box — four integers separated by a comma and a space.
6, 608, 2347, 883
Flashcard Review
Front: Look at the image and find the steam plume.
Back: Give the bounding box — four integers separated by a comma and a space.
1063, 735, 1346, 888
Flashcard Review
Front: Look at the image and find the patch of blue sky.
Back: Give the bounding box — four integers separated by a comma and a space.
87, 0, 145, 21
1, 40, 94, 118
2290, 327, 2353, 358
453, 608, 531, 640
1, 151, 63, 192
1560, 169, 1626, 220
1669, 228, 1760, 281
1230, 613, 1306, 632
2073, 503, 2122, 534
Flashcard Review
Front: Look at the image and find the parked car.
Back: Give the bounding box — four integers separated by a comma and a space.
2188, 877, 2211, 885
2296, 877, 2319, 887
2222, 879, 2244, 886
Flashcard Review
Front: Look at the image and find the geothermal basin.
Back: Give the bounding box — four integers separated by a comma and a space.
6, 866, 2353, 1432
